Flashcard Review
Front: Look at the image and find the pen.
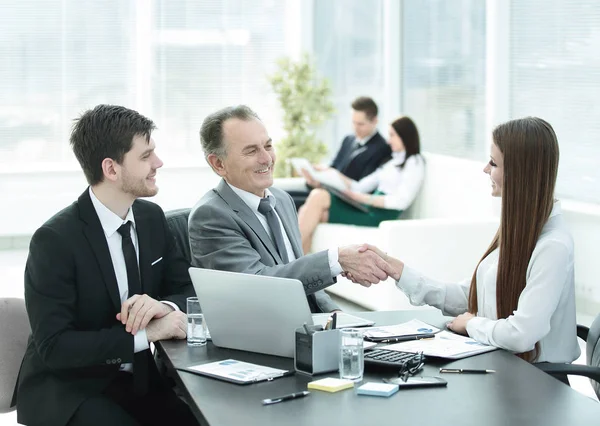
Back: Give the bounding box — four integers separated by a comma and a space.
439, 368, 496, 374
377, 333, 436, 343
332, 312, 337, 329
262, 391, 310, 405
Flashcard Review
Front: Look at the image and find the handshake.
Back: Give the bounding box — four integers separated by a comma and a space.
338, 243, 405, 287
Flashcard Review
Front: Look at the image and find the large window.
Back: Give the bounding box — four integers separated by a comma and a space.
401, 0, 487, 160
312, 0, 386, 156
510, 0, 600, 204
0, 0, 288, 170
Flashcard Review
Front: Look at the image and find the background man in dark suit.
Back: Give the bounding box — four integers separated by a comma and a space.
330, 96, 391, 181
14, 105, 198, 426
288, 96, 391, 209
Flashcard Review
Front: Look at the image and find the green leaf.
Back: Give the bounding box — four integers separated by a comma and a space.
267, 53, 335, 177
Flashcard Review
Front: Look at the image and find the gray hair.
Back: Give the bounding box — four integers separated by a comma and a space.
199, 105, 260, 163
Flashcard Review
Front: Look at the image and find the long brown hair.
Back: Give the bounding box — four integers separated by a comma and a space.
468, 117, 559, 362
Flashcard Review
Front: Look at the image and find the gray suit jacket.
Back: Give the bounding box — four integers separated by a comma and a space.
188, 179, 338, 313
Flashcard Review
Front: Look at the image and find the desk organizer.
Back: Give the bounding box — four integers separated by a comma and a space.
294, 327, 340, 375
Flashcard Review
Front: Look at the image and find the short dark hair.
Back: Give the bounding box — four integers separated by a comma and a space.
70, 104, 156, 185
199, 105, 260, 163
351, 96, 378, 120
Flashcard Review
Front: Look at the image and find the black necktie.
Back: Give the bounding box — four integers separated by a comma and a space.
117, 221, 148, 395
257, 198, 289, 264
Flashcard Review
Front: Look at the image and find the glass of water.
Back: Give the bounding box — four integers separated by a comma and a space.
186, 297, 207, 346
339, 328, 364, 382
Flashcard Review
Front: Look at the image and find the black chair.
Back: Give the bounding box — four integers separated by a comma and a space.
537, 313, 600, 399
165, 208, 192, 264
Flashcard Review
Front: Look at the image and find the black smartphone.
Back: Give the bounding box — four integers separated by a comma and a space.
383, 376, 448, 389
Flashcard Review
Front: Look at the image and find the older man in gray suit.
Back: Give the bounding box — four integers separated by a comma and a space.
188, 105, 399, 313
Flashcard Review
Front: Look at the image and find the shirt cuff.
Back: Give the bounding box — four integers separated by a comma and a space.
465, 316, 493, 345
161, 300, 179, 312
328, 248, 343, 277
396, 266, 421, 293
134, 329, 150, 353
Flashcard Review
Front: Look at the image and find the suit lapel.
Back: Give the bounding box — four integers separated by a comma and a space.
215, 179, 283, 263
133, 203, 151, 294
78, 189, 121, 311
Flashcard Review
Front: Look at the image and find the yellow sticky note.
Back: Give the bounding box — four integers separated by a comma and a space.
307, 377, 355, 392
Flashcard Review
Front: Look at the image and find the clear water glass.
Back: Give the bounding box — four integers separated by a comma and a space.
339, 328, 364, 382
186, 297, 207, 346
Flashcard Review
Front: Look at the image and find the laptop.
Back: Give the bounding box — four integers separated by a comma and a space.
188, 268, 374, 358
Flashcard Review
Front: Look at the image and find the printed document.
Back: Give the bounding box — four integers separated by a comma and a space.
384, 330, 498, 359
363, 319, 440, 340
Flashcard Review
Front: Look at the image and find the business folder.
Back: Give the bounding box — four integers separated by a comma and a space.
177, 359, 294, 385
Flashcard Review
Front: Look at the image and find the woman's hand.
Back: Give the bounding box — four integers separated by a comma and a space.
352, 243, 405, 281
447, 312, 475, 336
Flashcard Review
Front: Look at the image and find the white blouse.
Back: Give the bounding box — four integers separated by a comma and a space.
396, 201, 580, 363
350, 151, 425, 210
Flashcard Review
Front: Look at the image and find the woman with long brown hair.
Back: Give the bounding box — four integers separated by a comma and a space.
359, 117, 579, 364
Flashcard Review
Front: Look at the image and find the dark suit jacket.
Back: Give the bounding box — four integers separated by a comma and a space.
330, 131, 391, 181
14, 189, 194, 426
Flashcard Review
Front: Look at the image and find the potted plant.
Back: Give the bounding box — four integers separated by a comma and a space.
268, 53, 335, 177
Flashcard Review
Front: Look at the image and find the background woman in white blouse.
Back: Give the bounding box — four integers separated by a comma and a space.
358, 117, 580, 366
299, 116, 425, 254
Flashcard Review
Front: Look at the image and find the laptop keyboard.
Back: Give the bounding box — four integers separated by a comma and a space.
364, 348, 419, 369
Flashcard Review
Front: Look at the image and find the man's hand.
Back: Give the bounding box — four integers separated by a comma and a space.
447, 312, 475, 336
357, 244, 405, 280
116, 294, 174, 335
338, 244, 400, 287
145, 311, 187, 343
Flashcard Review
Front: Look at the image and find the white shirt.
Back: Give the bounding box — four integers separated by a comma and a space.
227, 183, 343, 276
395, 201, 580, 363
89, 188, 178, 371
351, 152, 425, 210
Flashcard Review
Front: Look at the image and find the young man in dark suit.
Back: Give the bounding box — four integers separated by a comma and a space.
288, 97, 391, 209
13, 105, 198, 426
329, 96, 391, 180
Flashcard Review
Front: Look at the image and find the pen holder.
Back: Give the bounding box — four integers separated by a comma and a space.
294, 327, 340, 375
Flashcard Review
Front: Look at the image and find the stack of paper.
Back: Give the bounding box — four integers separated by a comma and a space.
363, 319, 440, 340
307, 378, 355, 393
384, 330, 497, 359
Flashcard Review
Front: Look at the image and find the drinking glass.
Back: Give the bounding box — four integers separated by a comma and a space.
339, 328, 364, 382
186, 297, 207, 346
